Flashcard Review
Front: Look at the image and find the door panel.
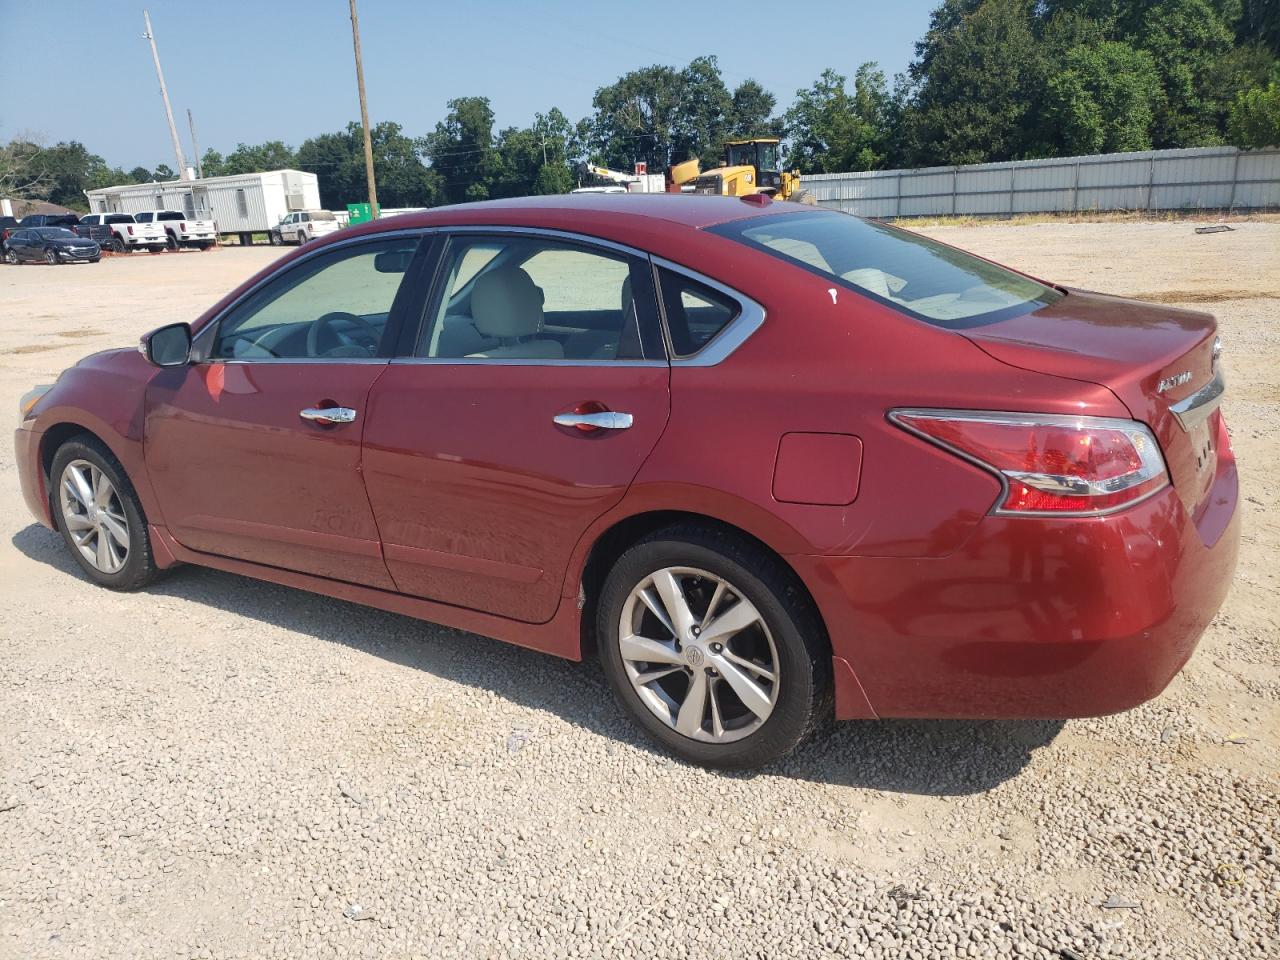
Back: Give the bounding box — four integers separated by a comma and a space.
361, 363, 670, 622
145, 361, 395, 588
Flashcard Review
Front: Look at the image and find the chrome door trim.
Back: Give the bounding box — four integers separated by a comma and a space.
190, 227, 436, 359
438, 224, 651, 261
1169, 368, 1226, 431
389, 357, 666, 368
650, 255, 765, 367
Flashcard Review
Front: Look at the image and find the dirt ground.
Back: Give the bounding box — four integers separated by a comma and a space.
0, 222, 1276, 959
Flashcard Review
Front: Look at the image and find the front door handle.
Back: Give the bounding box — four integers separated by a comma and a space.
300, 406, 357, 425
553, 411, 633, 431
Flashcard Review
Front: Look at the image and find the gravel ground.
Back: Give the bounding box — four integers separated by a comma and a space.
0, 223, 1276, 959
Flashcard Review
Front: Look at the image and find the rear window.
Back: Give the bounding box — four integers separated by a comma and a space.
157, 211, 183, 221
105, 214, 135, 224
709, 210, 1061, 328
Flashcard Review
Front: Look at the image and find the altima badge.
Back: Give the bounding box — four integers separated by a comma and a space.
1158, 371, 1193, 393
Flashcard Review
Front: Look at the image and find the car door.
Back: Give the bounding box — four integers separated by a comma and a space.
13, 230, 35, 261
361, 230, 671, 623
145, 233, 429, 587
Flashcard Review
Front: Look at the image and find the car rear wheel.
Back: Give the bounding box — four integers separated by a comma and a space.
45, 248, 59, 265
50, 437, 160, 591
196, 241, 211, 251
111, 236, 126, 254
165, 231, 179, 251
597, 525, 831, 769
4, 249, 18, 265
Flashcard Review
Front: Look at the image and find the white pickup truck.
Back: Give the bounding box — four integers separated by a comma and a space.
270, 210, 341, 246
135, 210, 217, 250
78, 213, 167, 254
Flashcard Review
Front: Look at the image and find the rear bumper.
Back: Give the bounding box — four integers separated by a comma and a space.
798, 417, 1240, 720
15, 426, 53, 528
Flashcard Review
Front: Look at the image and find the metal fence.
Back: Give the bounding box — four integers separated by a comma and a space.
799, 146, 1280, 218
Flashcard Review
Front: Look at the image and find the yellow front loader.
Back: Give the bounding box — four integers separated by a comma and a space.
672, 138, 811, 203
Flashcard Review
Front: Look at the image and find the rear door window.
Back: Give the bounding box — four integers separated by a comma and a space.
655, 270, 740, 357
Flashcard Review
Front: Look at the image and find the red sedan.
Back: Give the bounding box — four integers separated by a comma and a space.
14, 195, 1238, 768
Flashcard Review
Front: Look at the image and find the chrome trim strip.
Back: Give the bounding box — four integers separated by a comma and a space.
650, 255, 765, 367
1170, 368, 1225, 431
438, 224, 650, 260
191, 227, 435, 356
389, 357, 666, 368
887, 407, 1171, 519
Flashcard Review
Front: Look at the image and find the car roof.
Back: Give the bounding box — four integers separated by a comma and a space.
350, 193, 812, 236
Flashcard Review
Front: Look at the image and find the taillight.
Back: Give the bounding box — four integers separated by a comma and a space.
127, 225, 134, 235
890, 410, 1169, 515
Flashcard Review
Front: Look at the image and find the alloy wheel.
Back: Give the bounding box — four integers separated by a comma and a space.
45, 249, 58, 265
58, 459, 130, 574
618, 566, 779, 743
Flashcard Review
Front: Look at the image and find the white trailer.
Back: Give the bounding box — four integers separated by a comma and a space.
85, 169, 323, 244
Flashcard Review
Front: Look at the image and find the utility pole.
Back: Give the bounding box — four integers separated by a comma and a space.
348, 0, 379, 218
187, 109, 204, 180
143, 10, 188, 180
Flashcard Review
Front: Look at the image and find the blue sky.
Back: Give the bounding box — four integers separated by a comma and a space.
0, 0, 936, 170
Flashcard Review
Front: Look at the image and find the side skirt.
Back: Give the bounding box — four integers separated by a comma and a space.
148, 524, 584, 661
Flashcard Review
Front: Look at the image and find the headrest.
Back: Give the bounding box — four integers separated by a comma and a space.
472, 267, 544, 339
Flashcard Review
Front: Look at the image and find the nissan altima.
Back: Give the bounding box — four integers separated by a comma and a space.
14, 194, 1239, 768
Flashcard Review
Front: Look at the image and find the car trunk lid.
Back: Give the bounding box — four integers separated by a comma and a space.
962, 288, 1224, 514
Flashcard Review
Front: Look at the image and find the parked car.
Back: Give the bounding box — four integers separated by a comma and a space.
14, 195, 1239, 769
134, 210, 217, 250
78, 213, 166, 254
270, 210, 340, 245
4, 227, 101, 264
0, 215, 18, 243
18, 213, 83, 233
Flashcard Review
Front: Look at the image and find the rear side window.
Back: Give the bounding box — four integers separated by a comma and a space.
656, 269, 739, 357
709, 210, 1061, 329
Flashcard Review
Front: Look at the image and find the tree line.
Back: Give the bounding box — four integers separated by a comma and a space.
4, 0, 1277, 212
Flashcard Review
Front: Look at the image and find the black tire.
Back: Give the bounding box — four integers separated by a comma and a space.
45, 248, 60, 265
165, 231, 179, 251
49, 435, 160, 591
112, 235, 129, 254
597, 524, 831, 769
148, 246, 164, 254
196, 241, 211, 251
268, 231, 281, 246
5, 249, 19, 265
297, 231, 308, 245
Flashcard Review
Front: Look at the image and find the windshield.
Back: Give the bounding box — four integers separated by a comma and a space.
710, 210, 1061, 328
35, 228, 76, 239
726, 144, 754, 167
758, 142, 779, 171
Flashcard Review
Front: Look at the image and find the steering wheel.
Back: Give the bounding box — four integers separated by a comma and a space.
306, 311, 381, 357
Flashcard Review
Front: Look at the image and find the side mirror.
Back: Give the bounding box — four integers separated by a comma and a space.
139, 322, 192, 367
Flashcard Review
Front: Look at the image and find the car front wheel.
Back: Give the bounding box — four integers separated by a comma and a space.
597, 525, 831, 769
50, 436, 160, 591
45, 249, 60, 265
4, 249, 18, 265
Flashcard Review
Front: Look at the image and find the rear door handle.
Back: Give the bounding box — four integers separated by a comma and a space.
553, 411, 633, 431
300, 406, 357, 425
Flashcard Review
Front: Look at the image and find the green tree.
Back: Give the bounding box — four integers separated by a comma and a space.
1229, 79, 1280, 144
152, 163, 175, 181
589, 64, 683, 170
729, 80, 782, 139
785, 65, 890, 172
1133, 0, 1237, 145
423, 96, 498, 204
898, 0, 1048, 165
222, 140, 297, 175
298, 122, 438, 209
199, 149, 226, 177
1046, 41, 1164, 152
671, 55, 734, 162
127, 166, 153, 183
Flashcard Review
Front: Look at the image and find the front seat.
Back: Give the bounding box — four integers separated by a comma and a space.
467, 266, 564, 359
